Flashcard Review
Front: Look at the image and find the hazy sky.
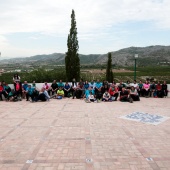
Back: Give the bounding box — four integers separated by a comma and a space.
0, 0, 170, 58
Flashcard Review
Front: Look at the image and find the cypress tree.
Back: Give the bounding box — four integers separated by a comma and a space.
106, 52, 113, 82
65, 9, 80, 81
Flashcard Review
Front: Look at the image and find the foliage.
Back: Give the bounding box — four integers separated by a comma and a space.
0, 69, 66, 84
1, 66, 170, 84
65, 9, 80, 81
106, 52, 113, 82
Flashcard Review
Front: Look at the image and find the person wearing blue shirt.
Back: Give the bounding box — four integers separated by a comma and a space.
26, 85, 35, 101
22, 81, 28, 99
89, 80, 95, 89
95, 79, 102, 89
58, 80, 64, 90
95, 79, 102, 100
84, 87, 95, 98
64, 82, 71, 97
89, 80, 95, 95
84, 81, 89, 90
3, 82, 12, 100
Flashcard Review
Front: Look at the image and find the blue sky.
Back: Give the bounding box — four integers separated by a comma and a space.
0, 0, 170, 58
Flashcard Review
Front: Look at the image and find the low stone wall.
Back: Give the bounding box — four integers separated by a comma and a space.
7, 83, 170, 97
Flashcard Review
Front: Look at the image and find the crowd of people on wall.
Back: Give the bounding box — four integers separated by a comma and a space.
0, 74, 169, 103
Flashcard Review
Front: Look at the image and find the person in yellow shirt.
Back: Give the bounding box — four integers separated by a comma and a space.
56, 87, 64, 99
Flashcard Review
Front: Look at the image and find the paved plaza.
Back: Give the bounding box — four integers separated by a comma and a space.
0, 98, 170, 170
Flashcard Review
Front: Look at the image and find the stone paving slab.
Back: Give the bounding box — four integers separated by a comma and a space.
0, 98, 170, 170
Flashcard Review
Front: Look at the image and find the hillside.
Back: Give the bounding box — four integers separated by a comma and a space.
1, 45, 170, 66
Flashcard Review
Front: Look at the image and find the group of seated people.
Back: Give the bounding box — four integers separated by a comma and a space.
119, 80, 168, 98
0, 74, 168, 103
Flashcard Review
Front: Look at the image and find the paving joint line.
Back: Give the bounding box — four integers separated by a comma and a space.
21, 119, 58, 170
123, 127, 160, 169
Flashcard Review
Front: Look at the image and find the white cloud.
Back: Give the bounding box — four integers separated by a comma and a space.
0, 35, 8, 46
0, 0, 170, 57
0, 0, 170, 35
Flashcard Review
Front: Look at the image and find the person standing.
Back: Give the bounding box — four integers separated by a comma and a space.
13, 74, 22, 97
71, 78, 78, 99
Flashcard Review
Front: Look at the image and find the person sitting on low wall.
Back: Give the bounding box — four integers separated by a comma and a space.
51, 80, 58, 96
95, 79, 102, 101
150, 81, 157, 97
138, 80, 144, 97
42, 82, 51, 96
22, 81, 28, 99
3, 82, 12, 101
129, 86, 140, 101
143, 81, 150, 97
64, 82, 71, 97
0, 81, 4, 101
156, 81, 163, 98
57, 80, 64, 90
162, 81, 168, 98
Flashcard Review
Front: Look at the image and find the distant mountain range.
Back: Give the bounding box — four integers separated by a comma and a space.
1, 45, 170, 66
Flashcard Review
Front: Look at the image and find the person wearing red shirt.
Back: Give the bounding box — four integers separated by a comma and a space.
108, 84, 119, 101
42, 82, 51, 96
156, 81, 163, 98
0, 81, 4, 101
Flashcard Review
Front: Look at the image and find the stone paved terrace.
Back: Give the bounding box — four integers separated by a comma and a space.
0, 97, 170, 170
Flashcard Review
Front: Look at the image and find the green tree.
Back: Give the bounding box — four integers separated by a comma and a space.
65, 9, 80, 81
106, 52, 113, 82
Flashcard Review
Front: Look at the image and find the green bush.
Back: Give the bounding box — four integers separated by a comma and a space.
0, 69, 67, 84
